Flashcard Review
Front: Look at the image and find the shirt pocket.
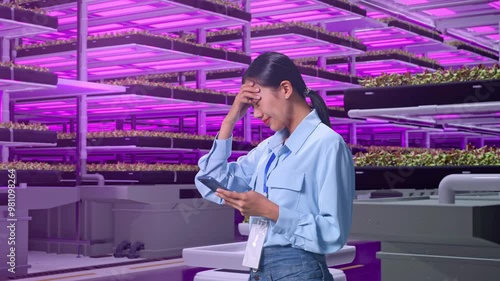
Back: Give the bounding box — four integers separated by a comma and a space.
266, 171, 305, 211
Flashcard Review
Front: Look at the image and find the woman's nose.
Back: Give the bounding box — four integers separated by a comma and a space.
253, 108, 262, 119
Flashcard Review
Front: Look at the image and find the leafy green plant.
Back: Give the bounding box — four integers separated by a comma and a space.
0, 122, 49, 130
1, 1, 47, 14
15, 30, 246, 55
354, 145, 500, 166
447, 41, 498, 59
359, 64, 500, 87
0, 162, 199, 172
379, 17, 442, 38
0, 61, 50, 72
58, 130, 249, 142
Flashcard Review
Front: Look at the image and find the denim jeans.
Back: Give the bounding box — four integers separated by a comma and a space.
248, 246, 334, 281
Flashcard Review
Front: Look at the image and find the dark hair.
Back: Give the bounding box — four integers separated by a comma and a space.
242, 52, 331, 127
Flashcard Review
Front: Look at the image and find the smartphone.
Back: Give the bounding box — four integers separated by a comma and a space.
197, 176, 229, 192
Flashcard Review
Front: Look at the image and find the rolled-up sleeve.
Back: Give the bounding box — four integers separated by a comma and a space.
271, 141, 355, 254
195, 135, 265, 204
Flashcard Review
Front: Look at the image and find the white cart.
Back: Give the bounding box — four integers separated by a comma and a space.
183, 240, 355, 281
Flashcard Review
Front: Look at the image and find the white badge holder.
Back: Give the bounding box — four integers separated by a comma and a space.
242, 218, 268, 270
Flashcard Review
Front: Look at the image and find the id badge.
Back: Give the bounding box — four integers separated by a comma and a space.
242, 218, 268, 270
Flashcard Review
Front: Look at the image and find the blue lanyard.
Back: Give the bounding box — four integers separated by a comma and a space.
263, 153, 276, 194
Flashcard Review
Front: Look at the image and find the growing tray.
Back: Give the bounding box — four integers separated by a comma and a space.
0, 169, 62, 186
344, 79, 500, 111
61, 170, 198, 184
0, 66, 58, 86
354, 165, 500, 190
57, 136, 254, 151
0, 128, 57, 143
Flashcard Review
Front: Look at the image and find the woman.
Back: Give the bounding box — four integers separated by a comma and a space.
195, 52, 355, 281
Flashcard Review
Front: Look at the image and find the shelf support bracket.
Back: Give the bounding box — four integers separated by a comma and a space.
197, 110, 206, 135
242, 0, 251, 55
196, 28, 207, 89
349, 123, 357, 145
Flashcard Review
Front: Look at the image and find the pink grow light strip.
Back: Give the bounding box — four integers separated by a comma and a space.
95, 52, 158, 61
48, 11, 66, 16
423, 8, 456, 16
18, 57, 67, 64
488, 1, 500, 9
87, 48, 136, 57
86, 0, 135, 11
269, 11, 316, 19
397, 0, 428, 4
152, 62, 212, 70
150, 18, 210, 29
95, 5, 156, 17
132, 14, 191, 25
253, 4, 298, 13
59, 17, 77, 25
284, 14, 333, 22
91, 69, 141, 76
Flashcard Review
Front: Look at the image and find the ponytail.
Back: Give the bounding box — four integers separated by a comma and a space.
302, 88, 331, 128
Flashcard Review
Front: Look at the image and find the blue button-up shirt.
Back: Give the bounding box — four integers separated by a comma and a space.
195, 109, 355, 254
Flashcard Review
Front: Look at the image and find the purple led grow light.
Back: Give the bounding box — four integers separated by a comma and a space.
355, 26, 439, 49
25, 0, 250, 42
132, 58, 193, 67
206, 31, 364, 59
356, 33, 392, 39
426, 49, 498, 66
91, 68, 142, 76
48, 11, 66, 17
268, 11, 317, 19
85, 48, 136, 58
468, 26, 496, 33
434, 114, 461, 119
488, 1, 500, 9
59, 17, 77, 25
14, 92, 232, 120
397, 0, 428, 4
95, 5, 157, 17
87, 66, 124, 72
132, 14, 192, 25
253, 3, 299, 13
366, 11, 386, 19
247, 0, 365, 25
368, 40, 417, 47
78, 0, 135, 11
326, 59, 434, 76
150, 18, 211, 29
43, 61, 76, 68
95, 52, 158, 61
422, 8, 456, 16
69, 24, 125, 33
16, 42, 249, 80
152, 62, 213, 70
17, 57, 67, 64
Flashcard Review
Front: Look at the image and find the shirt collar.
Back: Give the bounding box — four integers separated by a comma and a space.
266, 109, 321, 155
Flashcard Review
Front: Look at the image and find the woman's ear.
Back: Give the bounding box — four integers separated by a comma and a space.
280, 80, 293, 98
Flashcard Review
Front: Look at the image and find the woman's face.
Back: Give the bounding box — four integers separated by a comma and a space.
249, 82, 288, 132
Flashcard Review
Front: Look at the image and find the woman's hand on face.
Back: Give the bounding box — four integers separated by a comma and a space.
225, 81, 261, 124
215, 189, 279, 221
